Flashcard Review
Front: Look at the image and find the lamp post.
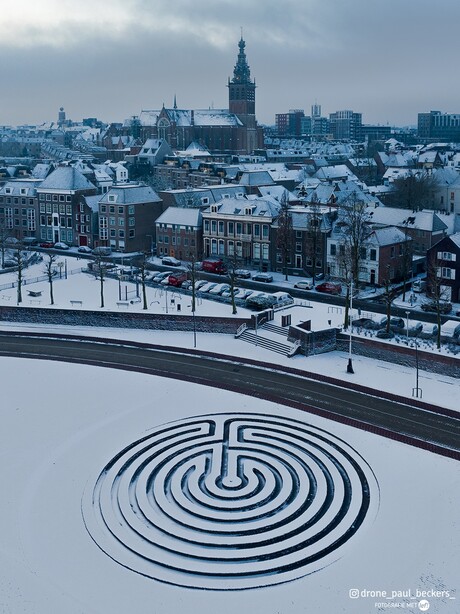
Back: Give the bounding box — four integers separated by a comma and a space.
412, 335, 423, 398
405, 310, 410, 342
347, 280, 354, 373
146, 234, 154, 257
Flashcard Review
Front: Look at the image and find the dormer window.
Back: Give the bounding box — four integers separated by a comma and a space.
5, 187, 12, 194
108, 194, 117, 203
210, 204, 218, 213
244, 207, 254, 216
20, 188, 27, 195
202, 197, 209, 205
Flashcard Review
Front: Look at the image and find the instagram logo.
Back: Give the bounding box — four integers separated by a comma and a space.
349, 589, 360, 599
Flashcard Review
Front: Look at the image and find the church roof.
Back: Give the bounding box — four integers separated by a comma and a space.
138, 108, 242, 128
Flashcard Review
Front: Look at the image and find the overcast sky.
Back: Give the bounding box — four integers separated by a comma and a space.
1, 0, 459, 128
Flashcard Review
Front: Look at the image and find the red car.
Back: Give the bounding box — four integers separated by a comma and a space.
167, 272, 188, 287
315, 282, 342, 295
39, 242, 54, 248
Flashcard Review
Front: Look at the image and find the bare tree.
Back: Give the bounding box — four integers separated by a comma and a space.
0, 217, 13, 268
92, 254, 108, 308
304, 194, 323, 284
11, 245, 26, 305
276, 193, 293, 281
380, 265, 398, 333
387, 171, 439, 211
225, 252, 243, 315
137, 252, 149, 310
334, 192, 372, 290
425, 253, 452, 349
400, 221, 413, 302
44, 253, 58, 305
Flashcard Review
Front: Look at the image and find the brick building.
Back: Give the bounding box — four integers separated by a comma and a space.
155, 207, 203, 262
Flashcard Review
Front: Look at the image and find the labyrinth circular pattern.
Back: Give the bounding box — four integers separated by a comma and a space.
82, 413, 379, 590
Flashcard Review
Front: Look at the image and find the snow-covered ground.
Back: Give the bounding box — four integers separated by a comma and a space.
0, 257, 459, 613
1, 359, 458, 614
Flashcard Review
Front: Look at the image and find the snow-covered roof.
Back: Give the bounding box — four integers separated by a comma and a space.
36, 166, 96, 192
314, 165, 358, 182
138, 108, 242, 128
366, 206, 447, 233
239, 171, 275, 186
100, 183, 161, 205
368, 226, 408, 246
155, 207, 202, 227
204, 196, 280, 219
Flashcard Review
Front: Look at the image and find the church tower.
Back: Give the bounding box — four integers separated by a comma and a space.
228, 36, 256, 119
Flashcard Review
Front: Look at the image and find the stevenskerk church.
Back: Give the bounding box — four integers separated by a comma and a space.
129, 37, 264, 155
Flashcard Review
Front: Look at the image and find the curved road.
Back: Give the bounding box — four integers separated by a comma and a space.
1, 331, 459, 458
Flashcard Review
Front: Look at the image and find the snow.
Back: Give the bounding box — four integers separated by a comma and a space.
0, 360, 458, 613
0, 256, 459, 612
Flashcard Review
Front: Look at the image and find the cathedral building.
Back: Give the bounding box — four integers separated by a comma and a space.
128, 37, 264, 155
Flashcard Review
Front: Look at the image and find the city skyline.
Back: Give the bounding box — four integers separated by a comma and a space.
1, 0, 460, 128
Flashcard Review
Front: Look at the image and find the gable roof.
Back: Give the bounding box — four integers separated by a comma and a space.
155, 207, 202, 227
37, 166, 96, 192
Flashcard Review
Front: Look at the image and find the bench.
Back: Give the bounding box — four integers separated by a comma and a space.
129, 297, 141, 304
116, 301, 130, 309
70, 300, 83, 307
28, 290, 42, 298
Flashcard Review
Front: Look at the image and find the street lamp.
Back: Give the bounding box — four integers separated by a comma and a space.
347, 280, 354, 373
412, 335, 423, 398
405, 310, 410, 342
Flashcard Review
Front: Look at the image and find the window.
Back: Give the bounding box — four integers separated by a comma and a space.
119, 230, 125, 238
218, 240, 224, 255
330, 243, 336, 256
211, 220, 217, 233
100, 205, 106, 213
360, 247, 367, 260
129, 217, 135, 226
204, 220, 210, 233
109, 206, 115, 213
218, 221, 224, 234
118, 207, 123, 214
262, 225, 269, 239
296, 230, 302, 238
109, 217, 115, 225
211, 238, 217, 255
66, 205, 72, 214
118, 218, 124, 227
158, 235, 163, 243
262, 244, 269, 260
253, 224, 260, 237
110, 229, 116, 237
59, 195, 65, 202
52, 195, 58, 202
108, 195, 116, 203
128, 205, 134, 215
441, 267, 455, 279
390, 246, 395, 258
296, 242, 302, 252
66, 196, 71, 202
370, 248, 377, 261
253, 243, 261, 259
129, 229, 135, 238
228, 222, 234, 235
228, 240, 234, 256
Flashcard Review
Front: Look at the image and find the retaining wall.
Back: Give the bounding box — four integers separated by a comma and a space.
0, 306, 251, 334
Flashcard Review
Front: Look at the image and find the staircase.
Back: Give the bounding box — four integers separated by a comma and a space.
236, 322, 301, 357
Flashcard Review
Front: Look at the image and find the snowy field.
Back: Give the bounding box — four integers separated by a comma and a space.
0, 257, 459, 613
1, 359, 458, 614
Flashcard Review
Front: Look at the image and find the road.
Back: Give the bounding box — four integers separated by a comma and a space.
0, 331, 459, 458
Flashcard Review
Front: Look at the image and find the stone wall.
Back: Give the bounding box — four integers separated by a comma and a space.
0, 306, 251, 334
337, 333, 460, 378
288, 325, 338, 356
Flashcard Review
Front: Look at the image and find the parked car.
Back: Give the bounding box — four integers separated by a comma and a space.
22, 237, 38, 247
252, 272, 273, 283
181, 280, 192, 290
39, 242, 54, 248
199, 282, 218, 293
237, 289, 256, 300
161, 256, 181, 267
92, 246, 112, 256
221, 287, 241, 299
209, 283, 231, 295
54, 242, 70, 250
167, 272, 188, 287
352, 317, 376, 329
375, 329, 394, 339
294, 279, 313, 290
315, 282, 342, 295
234, 269, 251, 279
152, 271, 173, 283
78, 245, 92, 253
412, 279, 427, 293
194, 280, 208, 291
421, 301, 452, 314
3, 259, 17, 268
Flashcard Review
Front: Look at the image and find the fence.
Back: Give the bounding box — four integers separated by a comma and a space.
0, 267, 85, 292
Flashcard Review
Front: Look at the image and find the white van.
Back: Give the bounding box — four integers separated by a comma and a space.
412, 279, 426, 293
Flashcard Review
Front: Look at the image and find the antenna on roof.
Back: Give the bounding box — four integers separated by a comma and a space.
240, 26, 243, 39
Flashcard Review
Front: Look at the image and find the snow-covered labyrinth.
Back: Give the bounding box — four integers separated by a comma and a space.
83, 412, 379, 589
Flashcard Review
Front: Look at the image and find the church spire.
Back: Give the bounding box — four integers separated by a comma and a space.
231, 35, 252, 85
